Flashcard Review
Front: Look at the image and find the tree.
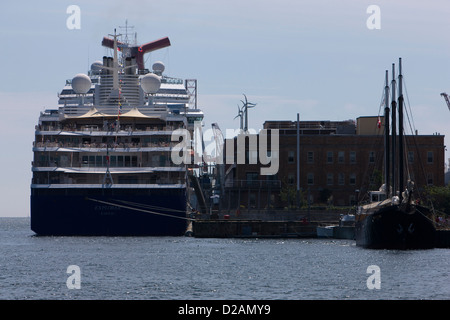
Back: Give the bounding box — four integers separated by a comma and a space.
280, 180, 304, 209
423, 185, 450, 215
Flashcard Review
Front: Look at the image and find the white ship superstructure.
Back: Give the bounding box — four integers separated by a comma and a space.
31, 29, 204, 236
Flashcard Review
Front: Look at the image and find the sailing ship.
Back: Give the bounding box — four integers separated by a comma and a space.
30, 27, 203, 236
355, 58, 437, 249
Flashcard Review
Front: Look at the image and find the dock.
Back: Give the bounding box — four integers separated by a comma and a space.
192, 219, 317, 238
435, 230, 450, 248
191, 219, 450, 248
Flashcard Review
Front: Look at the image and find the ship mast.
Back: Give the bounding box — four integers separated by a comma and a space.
110, 29, 121, 92
391, 64, 397, 197
384, 70, 390, 198
398, 58, 404, 202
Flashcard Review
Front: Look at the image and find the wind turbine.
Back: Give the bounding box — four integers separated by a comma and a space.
234, 104, 244, 130
240, 94, 256, 132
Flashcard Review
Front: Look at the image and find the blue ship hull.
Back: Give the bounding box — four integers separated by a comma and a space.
30, 188, 188, 236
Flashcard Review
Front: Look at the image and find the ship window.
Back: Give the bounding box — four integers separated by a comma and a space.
82, 156, 88, 167
125, 156, 131, 167
96, 156, 102, 167
118, 156, 124, 167
110, 156, 117, 167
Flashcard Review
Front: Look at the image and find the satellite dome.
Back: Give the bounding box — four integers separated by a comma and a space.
72, 73, 92, 94
152, 61, 165, 74
91, 61, 103, 71
141, 73, 161, 94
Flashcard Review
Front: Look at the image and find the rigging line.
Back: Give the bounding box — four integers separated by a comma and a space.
402, 77, 417, 134
86, 198, 194, 221
115, 199, 188, 213
400, 77, 431, 202
377, 81, 386, 117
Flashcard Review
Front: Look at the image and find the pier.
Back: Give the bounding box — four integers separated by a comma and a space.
192, 219, 317, 238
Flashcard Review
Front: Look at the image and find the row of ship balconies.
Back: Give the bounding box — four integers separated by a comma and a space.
35, 124, 182, 133
33, 141, 175, 150
31, 172, 186, 186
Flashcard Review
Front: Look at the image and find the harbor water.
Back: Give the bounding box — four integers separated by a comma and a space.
1, 218, 449, 300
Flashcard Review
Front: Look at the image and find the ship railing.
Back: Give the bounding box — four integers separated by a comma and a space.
32, 160, 185, 169
34, 141, 175, 149
37, 125, 182, 132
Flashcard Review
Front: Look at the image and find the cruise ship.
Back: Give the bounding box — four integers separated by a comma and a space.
31, 29, 204, 236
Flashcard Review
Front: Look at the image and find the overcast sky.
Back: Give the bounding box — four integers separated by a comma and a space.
1, 0, 449, 217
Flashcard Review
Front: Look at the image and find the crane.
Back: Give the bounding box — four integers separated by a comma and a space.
440, 92, 450, 111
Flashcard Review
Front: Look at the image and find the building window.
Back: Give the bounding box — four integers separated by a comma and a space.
249, 193, 256, 207
349, 173, 356, 185
327, 151, 333, 164
338, 173, 345, 185
288, 173, 295, 185
427, 151, 434, 164
427, 173, 433, 185
307, 151, 314, 164
338, 151, 345, 164
350, 151, 356, 164
369, 151, 375, 163
288, 150, 295, 163
327, 173, 333, 185
307, 173, 314, 185
408, 151, 414, 163
349, 195, 356, 206
246, 172, 259, 187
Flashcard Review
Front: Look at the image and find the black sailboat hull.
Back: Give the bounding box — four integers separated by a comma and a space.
355, 205, 436, 249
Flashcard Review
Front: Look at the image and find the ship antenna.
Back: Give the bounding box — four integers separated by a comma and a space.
119, 19, 135, 45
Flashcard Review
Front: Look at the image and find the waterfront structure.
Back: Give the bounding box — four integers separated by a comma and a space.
222, 116, 445, 212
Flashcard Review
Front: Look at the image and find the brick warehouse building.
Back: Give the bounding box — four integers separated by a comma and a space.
221, 116, 445, 211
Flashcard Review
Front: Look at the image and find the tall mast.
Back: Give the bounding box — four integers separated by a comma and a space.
384, 70, 390, 198
398, 58, 404, 202
110, 29, 121, 91
391, 63, 397, 197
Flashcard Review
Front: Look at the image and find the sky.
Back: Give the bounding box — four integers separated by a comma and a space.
1, 0, 449, 217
